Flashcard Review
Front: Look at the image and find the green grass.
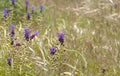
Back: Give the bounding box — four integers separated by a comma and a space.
0, 0, 120, 76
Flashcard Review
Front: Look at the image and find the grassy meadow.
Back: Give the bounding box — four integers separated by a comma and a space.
0, 0, 120, 76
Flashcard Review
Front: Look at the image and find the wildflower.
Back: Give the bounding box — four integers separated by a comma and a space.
9, 25, 15, 45
7, 57, 11, 66
58, 32, 64, 45
30, 31, 38, 40
10, 24, 15, 37
11, 0, 15, 6
50, 47, 56, 55
3, 8, 9, 18
26, 0, 29, 11
40, 5, 44, 13
24, 28, 31, 41
32, 5, 35, 14
27, 12, 30, 20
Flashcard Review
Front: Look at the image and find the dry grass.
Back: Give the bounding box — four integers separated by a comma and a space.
0, 0, 120, 76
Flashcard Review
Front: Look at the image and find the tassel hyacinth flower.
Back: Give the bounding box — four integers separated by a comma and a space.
32, 5, 35, 14
58, 32, 64, 45
24, 28, 31, 41
27, 12, 30, 20
11, 0, 15, 6
26, 0, 29, 11
50, 47, 56, 55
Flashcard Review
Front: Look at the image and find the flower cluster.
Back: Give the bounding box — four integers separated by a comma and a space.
3, 0, 44, 20
5, 1, 66, 68
9, 25, 38, 46
24, 28, 38, 41
49, 32, 65, 55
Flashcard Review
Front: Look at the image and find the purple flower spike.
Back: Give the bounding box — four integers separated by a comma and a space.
9, 25, 15, 45
27, 12, 30, 20
26, 0, 29, 11
11, 0, 15, 5
30, 31, 38, 40
32, 5, 35, 14
58, 32, 64, 45
24, 28, 31, 41
40, 5, 44, 13
50, 47, 56, 55
3, 8, 9, 18
10, 24, 15, 37
7, 57, 11, 66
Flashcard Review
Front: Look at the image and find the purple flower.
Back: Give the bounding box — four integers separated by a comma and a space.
11, 0, 15, 5
26, 0, 29, 11
3, 8, 9, 18
58, 32, 64, 45
7, 57, 11, 66
24, 28, 31, 41
9, 25, 15, 45
10, 24, 15, 37
40, 5, 44, 12
50, 47, 56, 55
27, 12, 30, 20
30, 31, 38, 40
32, 5, 35, 14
